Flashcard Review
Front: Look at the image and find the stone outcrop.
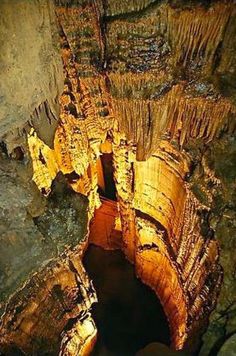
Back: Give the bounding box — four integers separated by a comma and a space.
60, 313, 97, 356
0, 148, 94, 354
0, 244, 97, 355
0, 0, 236, 355
0, 0, 63, 146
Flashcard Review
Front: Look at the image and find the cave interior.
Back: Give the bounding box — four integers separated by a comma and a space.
0, 0, 236, 355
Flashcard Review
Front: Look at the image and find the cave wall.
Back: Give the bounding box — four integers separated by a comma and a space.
0, 151, 94, 354
0, 0, 236, 355
0, 0, 63, 149
0, 1, 97, 354
191, 136, 236, 355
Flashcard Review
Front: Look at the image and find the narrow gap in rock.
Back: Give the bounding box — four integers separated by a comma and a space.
98, 153, 117, 201
83, 245, 170, 356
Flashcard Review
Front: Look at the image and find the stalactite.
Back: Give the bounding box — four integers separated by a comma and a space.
69, 170, 91, 197
106, 0, 156, 16
56, 1, 114, 151
112, 97, 168, 160
167, 90, 234, 146
27, 128, 59, 195
54, 115, 89, 176
111, 83, 234, 159
111, 80, 179, 160
110, 140, 222, 349
166, 3, 232, 69
108, 71, 171, 100
78, 77, 114, 159
23, 2, 233, 354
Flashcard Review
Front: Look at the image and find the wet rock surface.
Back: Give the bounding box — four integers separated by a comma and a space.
0, 0, 236, 354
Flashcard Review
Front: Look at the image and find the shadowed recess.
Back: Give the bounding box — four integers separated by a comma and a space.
83, 245, 170, 356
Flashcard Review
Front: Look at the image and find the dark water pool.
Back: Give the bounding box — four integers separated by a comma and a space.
83, 245, 170, 356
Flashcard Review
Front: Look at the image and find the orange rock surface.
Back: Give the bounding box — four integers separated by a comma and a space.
24, 1, 235, 353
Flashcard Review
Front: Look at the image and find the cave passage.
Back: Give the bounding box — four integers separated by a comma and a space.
98, 153, 117, 201
83, 245, 170, 356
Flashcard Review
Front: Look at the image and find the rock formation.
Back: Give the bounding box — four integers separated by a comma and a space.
0, 0, 236, 355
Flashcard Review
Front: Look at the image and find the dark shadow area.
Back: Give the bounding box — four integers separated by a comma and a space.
99, 153, 117, 201
83, 245, 170, 356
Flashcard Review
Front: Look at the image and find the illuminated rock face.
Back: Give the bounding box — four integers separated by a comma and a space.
88, 142, 222, 349
0, 246, 97, 355
112, 80, 234, 159
0, 0, 236, 355
132, 150, 222, 349
60, 313, 97, 356
0, 169, 96, 355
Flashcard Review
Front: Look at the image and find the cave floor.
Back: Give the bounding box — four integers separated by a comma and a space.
83, 245, 170, 356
